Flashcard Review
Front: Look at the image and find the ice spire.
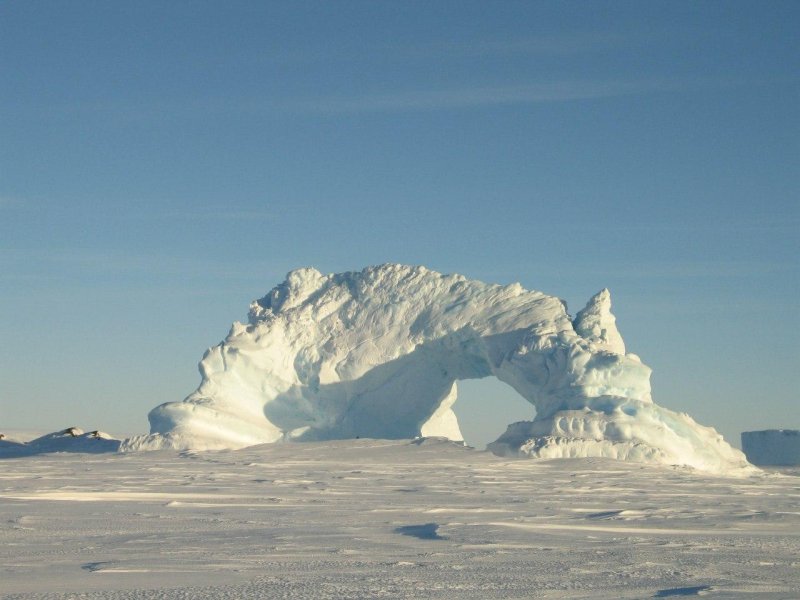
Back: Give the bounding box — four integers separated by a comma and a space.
573, 288, 626, 354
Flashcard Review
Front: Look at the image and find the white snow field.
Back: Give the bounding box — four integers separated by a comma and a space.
2, 439, 799, 599
129, 264, 750, 475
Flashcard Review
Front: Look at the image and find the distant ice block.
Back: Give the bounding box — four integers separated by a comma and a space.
0, 427, 120, 457
741, 430, 800, 466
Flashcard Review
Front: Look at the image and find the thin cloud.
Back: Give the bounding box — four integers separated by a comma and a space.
571, 216, 800, 234
5, 75, 759, 120
499, 259, 796, 284
282, 79, 692, 115
0, 248, 286, 282
247, 28, 699, 66
0, 196, 24, 209
404, 32, 642, 60
162, 208, 274, 222
609, 260, 796, 279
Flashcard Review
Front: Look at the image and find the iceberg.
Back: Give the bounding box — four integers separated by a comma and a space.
126, 264, 752, 474
741, 430, 800, 466
0, 427, 121, 457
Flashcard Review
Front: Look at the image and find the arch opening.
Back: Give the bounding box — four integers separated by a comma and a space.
453, 377, 536, 450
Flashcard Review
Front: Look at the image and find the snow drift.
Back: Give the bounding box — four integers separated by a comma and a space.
126, 264, 751, 474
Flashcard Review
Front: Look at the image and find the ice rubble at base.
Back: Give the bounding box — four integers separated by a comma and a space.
123, 264, 752, 475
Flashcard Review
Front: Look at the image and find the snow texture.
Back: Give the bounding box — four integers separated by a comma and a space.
128, 264, 751, 474
1, 440, 798, 599
742, 430, 800, 466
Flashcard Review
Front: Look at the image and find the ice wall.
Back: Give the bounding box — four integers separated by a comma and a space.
741, 430, 800, 466
126, 264, 752, 474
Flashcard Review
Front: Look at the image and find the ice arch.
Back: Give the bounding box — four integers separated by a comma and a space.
450, 378, 534, 449
130, 264, 752, 474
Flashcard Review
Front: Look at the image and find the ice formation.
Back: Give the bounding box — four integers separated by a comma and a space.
0, 427, 120, 457
127, 264, 752, 474
741, 430, 800, 466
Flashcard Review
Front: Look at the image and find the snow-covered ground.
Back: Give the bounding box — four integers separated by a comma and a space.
1, 439, 798, 599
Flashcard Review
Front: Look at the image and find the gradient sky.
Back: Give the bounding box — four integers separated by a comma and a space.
1, 1, 798, 447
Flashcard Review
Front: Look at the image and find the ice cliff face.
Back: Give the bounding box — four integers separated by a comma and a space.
128, 264, 752, 474
741, 430, 800, 466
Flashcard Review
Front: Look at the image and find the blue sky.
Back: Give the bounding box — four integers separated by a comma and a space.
1, 1, 797, 446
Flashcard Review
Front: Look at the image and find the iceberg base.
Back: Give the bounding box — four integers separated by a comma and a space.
488, 399, 756, 476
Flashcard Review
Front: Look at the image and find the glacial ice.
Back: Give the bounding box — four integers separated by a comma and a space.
126, 264, 752, 474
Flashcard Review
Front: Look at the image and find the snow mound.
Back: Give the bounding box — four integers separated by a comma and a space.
135, 264, 752, 474
741, 430, 800, 466
0, 427, 120, 457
